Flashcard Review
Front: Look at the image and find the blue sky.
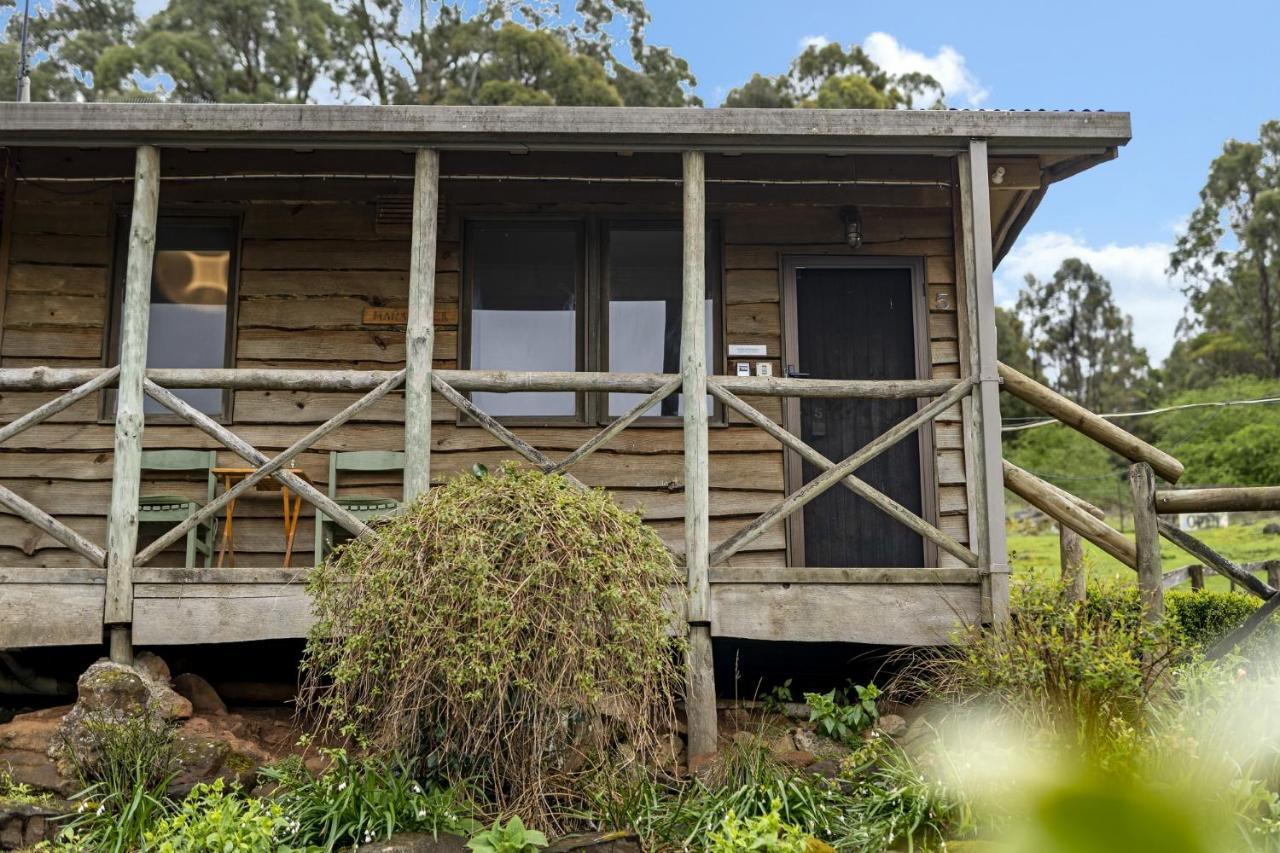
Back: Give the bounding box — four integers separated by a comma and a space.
14, 0, 1279, 362
640, 0, 1280, 363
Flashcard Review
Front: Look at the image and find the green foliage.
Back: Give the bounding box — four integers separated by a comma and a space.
723, 42, 943, 109
55, 715, 179, 853
301, 465, 682, 830
706, 799, 810, 853
260, 748, 477, 850
1015, 258, 1153, 413
1150, 377, 1280, 486
1170, 120, 1280, 383
1, 0, 138, 102
465, 816, 549, 852
803, 684, 880, 744
142, 779, 299, 852
1003, 424, 1121, 510
0, 769, 56, 807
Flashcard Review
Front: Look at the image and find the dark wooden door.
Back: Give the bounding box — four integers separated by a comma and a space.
794, 266, 925, 567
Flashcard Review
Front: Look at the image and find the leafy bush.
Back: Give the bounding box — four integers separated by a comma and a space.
911, 578, 1178, 754
142, 779, 295, 852
54, 715, 179, 852
260, 747, 477, 849
804, 684, 880, 744
301, 466, 682, 830
466, 816, 548, 852
707, 799, 810, 852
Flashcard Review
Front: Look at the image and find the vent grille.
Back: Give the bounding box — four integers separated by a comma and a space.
375, 194, 445, 237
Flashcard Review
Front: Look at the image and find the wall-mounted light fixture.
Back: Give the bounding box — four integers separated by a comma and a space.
841, 207, 863, 249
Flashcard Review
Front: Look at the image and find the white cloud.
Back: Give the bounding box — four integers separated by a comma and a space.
799, 34, 831, 50
862, 31, 988, 107
995, 232, 1188, 364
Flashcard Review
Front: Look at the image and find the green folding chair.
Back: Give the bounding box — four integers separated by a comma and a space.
139, 449, 218, 569
314, 451, 405, 564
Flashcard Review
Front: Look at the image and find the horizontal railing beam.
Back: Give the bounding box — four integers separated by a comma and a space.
1155, 487, 1280, 515
0, 367, 962, 398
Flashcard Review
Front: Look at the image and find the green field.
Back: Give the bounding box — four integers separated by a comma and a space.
1006, 515, 1280, 592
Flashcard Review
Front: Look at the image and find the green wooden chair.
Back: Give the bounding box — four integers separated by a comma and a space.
139, 449, 218, 569
314, 451, 405, 564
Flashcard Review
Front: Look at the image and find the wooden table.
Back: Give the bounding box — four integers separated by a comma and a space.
212, 466, 312, 568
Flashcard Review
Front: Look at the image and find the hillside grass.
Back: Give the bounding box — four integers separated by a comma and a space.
1007, 515, 1280, 593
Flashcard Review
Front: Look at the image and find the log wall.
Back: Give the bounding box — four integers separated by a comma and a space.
0, 155, 966, 572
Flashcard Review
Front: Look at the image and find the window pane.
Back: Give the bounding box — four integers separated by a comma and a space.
607, 226, 716, 417
145, 249, 230, 415
469, 225, 579, 417
111, 218, 235, 418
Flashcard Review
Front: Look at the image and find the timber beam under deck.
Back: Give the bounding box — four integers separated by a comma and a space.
0, 567, 984, 650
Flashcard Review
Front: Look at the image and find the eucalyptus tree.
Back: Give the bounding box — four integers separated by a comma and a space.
722, 42, 943, 109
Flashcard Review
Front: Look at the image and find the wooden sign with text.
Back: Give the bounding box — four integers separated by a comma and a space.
361, 306, 457, 326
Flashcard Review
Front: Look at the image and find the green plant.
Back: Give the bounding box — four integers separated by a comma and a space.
260, 747, 477, 850
707, 799, 809, 852
466, 816, 548, 852
301, 466, 683, 830
761, 679, 794, 713
142, 778, 301, 852
803, 684, 880, 744
0, 769, 56, 807
54, 714, 179, 852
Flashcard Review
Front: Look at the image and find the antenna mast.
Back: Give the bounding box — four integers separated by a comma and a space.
16, 0, 32, 102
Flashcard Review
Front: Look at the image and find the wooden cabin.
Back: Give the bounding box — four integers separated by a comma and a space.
0, 104, 1129, 751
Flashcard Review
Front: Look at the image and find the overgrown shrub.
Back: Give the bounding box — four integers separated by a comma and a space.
260, 747, 477, 849
300, 465, 683, 829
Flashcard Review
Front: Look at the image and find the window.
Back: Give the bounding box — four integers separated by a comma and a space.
463, 219, 721, 422
464, 222, 584, 418
604, 222, 720, 418
107, 215, 238, 419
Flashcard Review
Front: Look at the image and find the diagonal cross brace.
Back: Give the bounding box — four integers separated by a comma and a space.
135, 370, 406, 566
143, 380, 371, 541
0, 367, 120, 447
551, 376, 683, 473
708, 376, 976, 567
0, 482, 107, 566
708, 379, 979, 567
430, 375, 589, 490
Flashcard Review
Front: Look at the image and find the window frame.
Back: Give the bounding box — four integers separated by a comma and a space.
459, 217, 590, 427
102, 209, 243, 424
595, 217, 725, 427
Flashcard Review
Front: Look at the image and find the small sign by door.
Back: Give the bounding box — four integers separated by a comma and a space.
362, 307, 409, 325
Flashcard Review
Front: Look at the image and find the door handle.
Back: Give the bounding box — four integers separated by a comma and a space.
785, 364, 810, 378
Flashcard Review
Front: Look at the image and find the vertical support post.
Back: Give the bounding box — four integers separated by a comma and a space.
681, 150, 717, 759
104, 145, 160, 663
1130, 462, 1163, 620
957, 139, 1010, 623
1189, 564, 1205, 590
0, 152, 15, 355
1059, 526, 1085, 602
1268, 561, 1280, 592
403, 148, 440, 503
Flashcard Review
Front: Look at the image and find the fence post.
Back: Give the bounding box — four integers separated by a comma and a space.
957, 139, 1009, 623
681, 149, 718, 759
403, 148, 440, 503
1129, 462, 1163, 620
1190, 564, 1206, 590
1268, 561, 1280, 593
1059, 526, 1085, 601
104, 145, 161, 664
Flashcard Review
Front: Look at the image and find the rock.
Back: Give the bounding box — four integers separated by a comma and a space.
688, 751, 717, 777
0, 707, 77, 797
793, 727, 821, 754
0, 801, 65, 850
878, 714, 907, 737
806, 758, 842, 779
134, 651, 171, 684
70, 659, 192, 723
775, 750, 816, 768
1264, 523, 1280, 536
546, 831, 642, 851
173, 673, 228, 716
357, 831, 470, 851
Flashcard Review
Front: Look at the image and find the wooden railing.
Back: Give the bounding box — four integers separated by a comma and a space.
996, 361, 1280, 657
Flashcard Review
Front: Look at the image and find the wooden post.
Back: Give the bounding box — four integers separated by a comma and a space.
1189, 564, 1206, 590
681, 150, 717, 759
403, 149, 439, 503
1059, 526, 1085, 602
1269, 561, 1280, 593
104, 145, 160, 663
958, 139, 1010, 623
1130, 462, 1163, 620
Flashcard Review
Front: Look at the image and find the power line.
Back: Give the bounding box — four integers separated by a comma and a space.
1001, 393, 1280, 432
